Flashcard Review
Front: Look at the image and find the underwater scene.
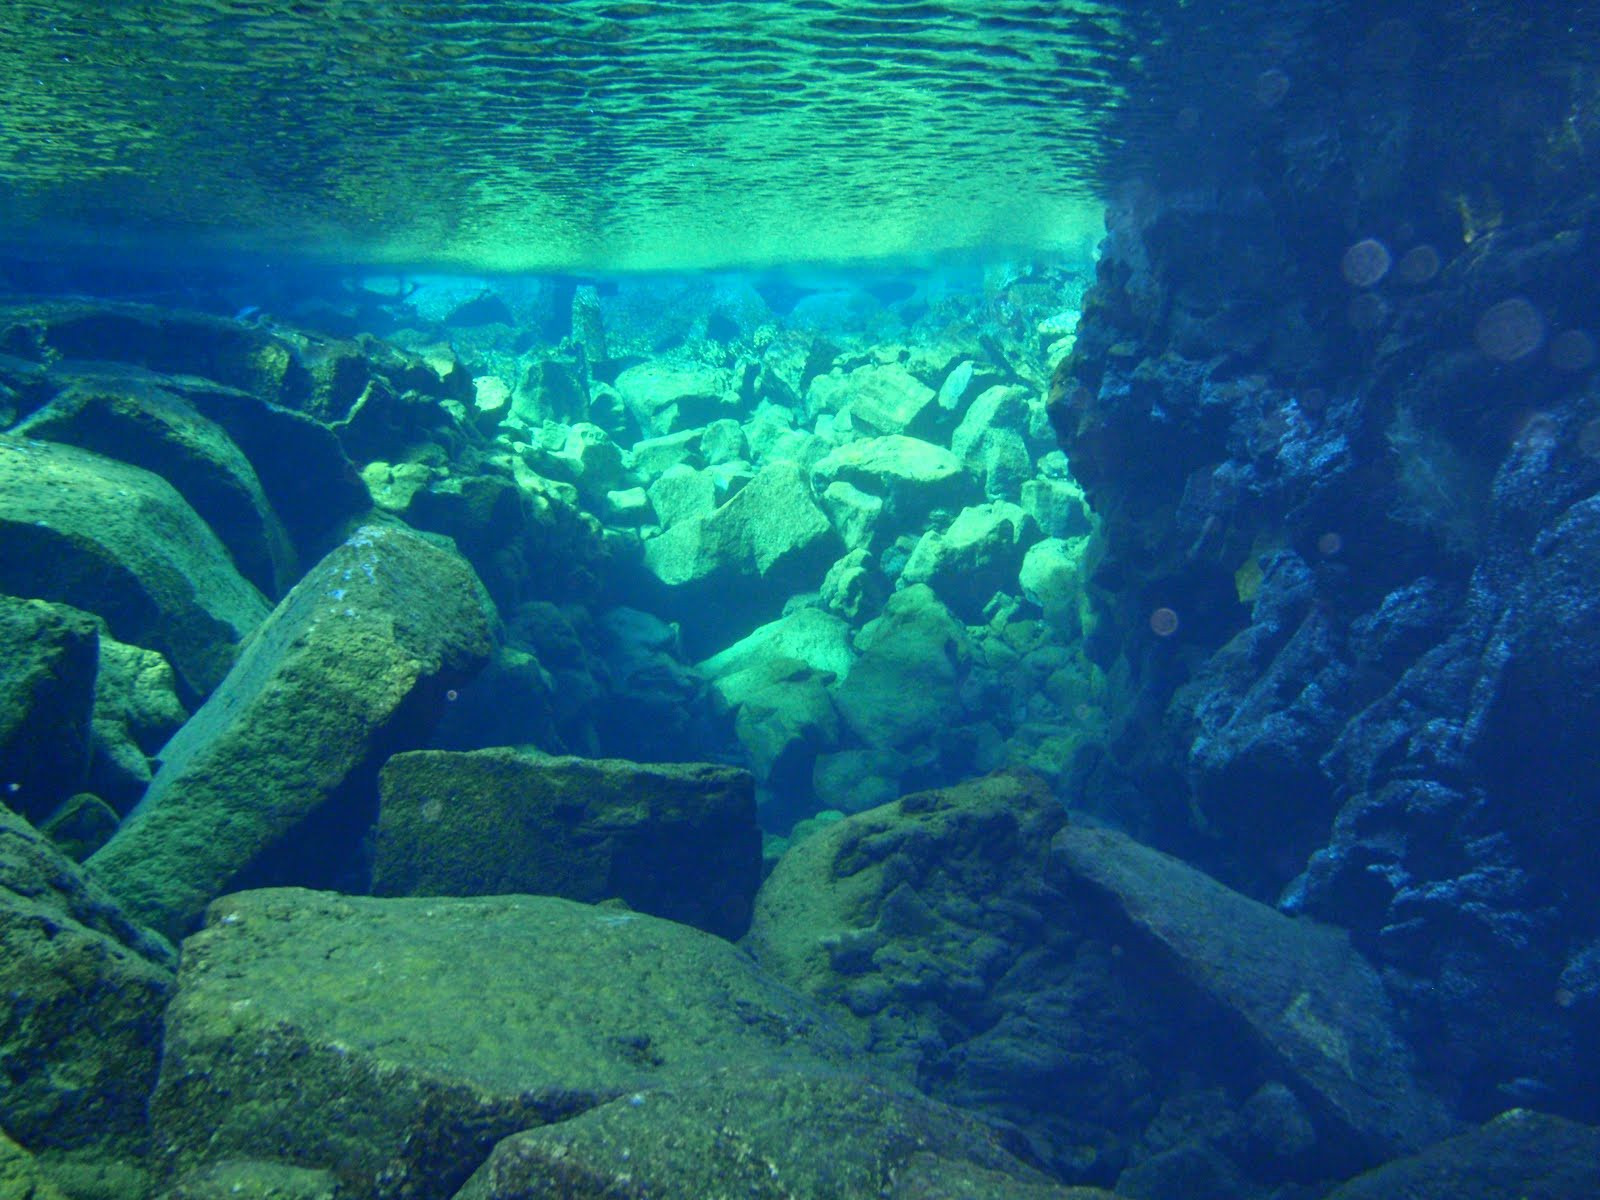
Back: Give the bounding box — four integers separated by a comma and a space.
2, 1, 1600, 1198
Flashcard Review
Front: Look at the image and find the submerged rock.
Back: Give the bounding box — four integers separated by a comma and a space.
1320, 1108, 1600, 1199
372, 750, 760, 939
642, 459, 838, 651
152, 889, 858, 1199
614, 360, 729, 438
0, 596, 99, 822
14, 371, 299, 596
86, 522, 494, 940
0, 436, 270, 700
1051, 825, 1456, 1164
0, 806, 175, 1158
458, 1064, 1102, 1200
832, 584, 971, 751
900, 500, 1040, 623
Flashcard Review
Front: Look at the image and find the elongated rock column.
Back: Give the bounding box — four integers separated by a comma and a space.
87, 523, 494, 940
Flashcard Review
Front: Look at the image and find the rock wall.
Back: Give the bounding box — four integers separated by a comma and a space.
1049, 4, 1600, 1121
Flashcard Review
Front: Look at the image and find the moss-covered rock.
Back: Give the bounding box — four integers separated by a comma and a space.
1321, 1109, 1600, 1199
372, 750, 760, 939
86, 522, 494, 940
152, 889, 858, 1199
811, 436, 977, 530
86, 632, 188, 812
0, 806, 175, 1159
900, 501, 1040, 623
0, 596, 99, 821
831, 585, 970, 751
457, 1064, 1106, 1200
0, 1131, 71, 1200
0, 436, 271, 700
15, 372, 298, 596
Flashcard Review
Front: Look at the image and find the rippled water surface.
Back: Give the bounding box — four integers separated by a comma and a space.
2, 1, 1143, 271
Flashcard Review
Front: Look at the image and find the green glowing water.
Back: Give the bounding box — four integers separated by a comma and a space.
1, 2, 1132, 272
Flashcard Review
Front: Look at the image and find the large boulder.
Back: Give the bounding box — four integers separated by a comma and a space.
86, 523, 494, 940
152, 889, 858, 1199
812, 435, 977, 530
0, 807, 176, 1158
1051, 825, 1456, 1164
642, 460, 838, 652
372, 750, 760, 939
614, 360, 729, 438
14, 372, 298, 596
808, 361, 941, 439
0, 436, 270, 700
832, 584, 971, 751
459, 1065, 1107, 1200
900, 501, 1040, 622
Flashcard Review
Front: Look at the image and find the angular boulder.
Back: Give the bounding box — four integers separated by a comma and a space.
614, 360, 728, 438
14, 372, 298, 596
1051, 825, 1456, 1163
372, 750, 760, 939
900, 501, 1040, 622
812, 435, 977, 528
0, 436, 271, 700
86, 523, 494, 940
458, 1065, 1104, 1200
642, 460, 838, 651
0, 807, 176, 1156
832, 584, 971, 750
152, 889, 858, 1198
1321, 1109, 1600, 1200
809, 361, 941, 439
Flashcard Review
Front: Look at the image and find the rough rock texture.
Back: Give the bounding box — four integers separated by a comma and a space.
0, 596, 99, 822
0, 806, 176, 1156
458, 1065, 1109, 1200
1049, 8, 1600, 1122
812, 435, 976, 528
15, 373, 298, 596
87, 522, 494, 940
0, 436, 270, 700
747, 772, 1168, 1183
642, 459, 838, 651
152, 889, 858, 1199
614, 360, 728, 438
1321, 1109, 1600, 1200
832, 585, 970, 752
809, 361, 942, 439
372, 749, 760, 939
1051, 825, 1455, 1164
86, 632, 188, 812
900, 501, 1040, 622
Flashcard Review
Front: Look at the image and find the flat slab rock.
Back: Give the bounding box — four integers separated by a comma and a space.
87, 522, 494, 941
152, 889, 858, 1199
1050, 825, 1455, 1163
372, 749, 760, 939
459, 1064, 1115, 1200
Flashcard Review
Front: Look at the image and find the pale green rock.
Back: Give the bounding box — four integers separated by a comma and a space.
151, 889, 858, 1196
615, 361, 729, 438
811, 435, 976, 527
901, 501, 1040, 623
0, 436, 270, 700
812, 746, 908, 813
700, 416, 748, 464
807, 361, 940, 439
642, 460, 838, 649
952, 385, 1034, 500
87, 523, 495, 941
820, 548, 888, 624
603, 485, 651, 526
1020, 537, 1089, 627
697, 607, 856, 683
628, 428, 703, 479
832, 584, 970, 750
646, 463, 717, 529
1022, 475, 1093, 539
819, 479, 885, 551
